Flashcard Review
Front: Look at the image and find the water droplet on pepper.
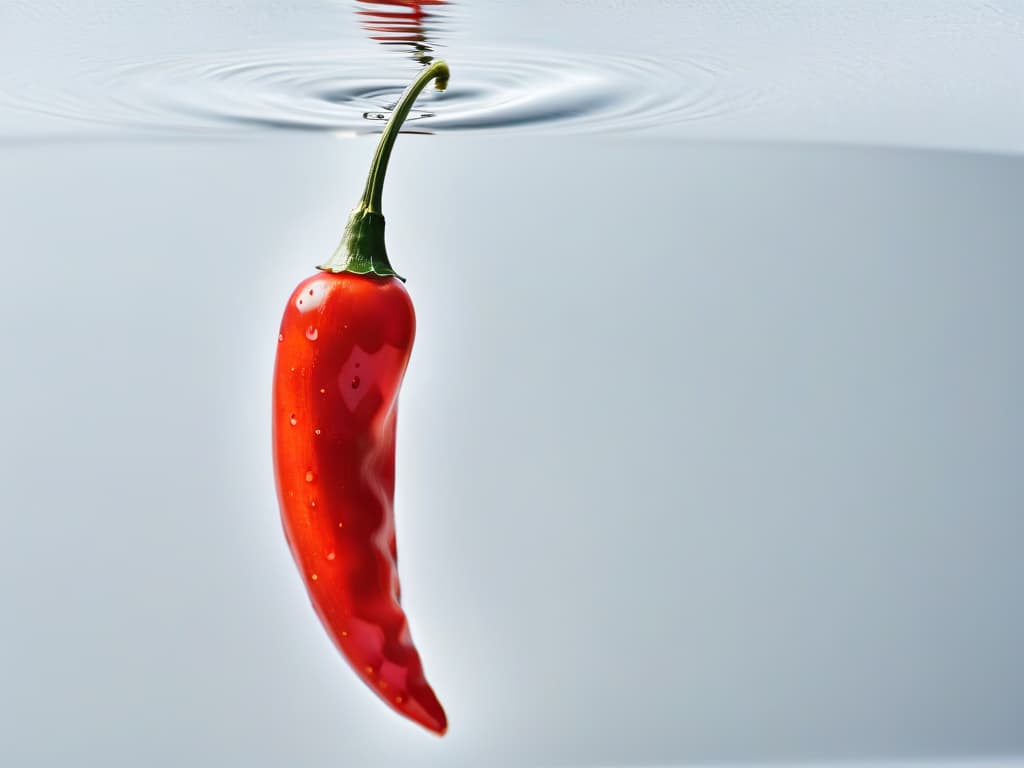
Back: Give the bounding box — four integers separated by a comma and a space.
351, 376, 361, 389
306, 326, 319, 341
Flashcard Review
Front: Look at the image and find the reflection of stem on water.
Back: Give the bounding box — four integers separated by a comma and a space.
356, 1, 449, 66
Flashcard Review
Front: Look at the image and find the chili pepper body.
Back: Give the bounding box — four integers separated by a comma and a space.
271, 62, 450, 735
273, 272, 446, 734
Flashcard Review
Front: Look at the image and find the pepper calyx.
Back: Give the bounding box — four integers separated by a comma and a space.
317, 204, 403, 280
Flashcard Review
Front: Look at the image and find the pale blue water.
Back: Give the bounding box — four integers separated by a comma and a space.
1, 3, 1023, 767
3, 1, 1023, 148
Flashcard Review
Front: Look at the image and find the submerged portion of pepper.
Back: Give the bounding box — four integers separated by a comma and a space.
272, 61, 450, 735
274, 272, 445, 734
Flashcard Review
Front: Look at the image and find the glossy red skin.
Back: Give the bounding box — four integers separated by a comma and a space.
272, 271, 446, 735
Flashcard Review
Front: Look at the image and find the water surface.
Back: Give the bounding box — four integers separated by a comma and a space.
2, 0, 1023, 149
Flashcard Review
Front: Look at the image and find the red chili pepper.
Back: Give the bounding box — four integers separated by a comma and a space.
272, 62, 450, 736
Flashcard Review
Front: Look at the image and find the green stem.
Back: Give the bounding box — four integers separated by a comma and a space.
319, 61, 450, 279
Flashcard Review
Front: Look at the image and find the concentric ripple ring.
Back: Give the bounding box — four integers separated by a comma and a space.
1, 46, 765, 137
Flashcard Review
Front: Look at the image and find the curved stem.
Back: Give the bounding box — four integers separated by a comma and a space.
361, 60, 450, 215
318, 61, 449, 279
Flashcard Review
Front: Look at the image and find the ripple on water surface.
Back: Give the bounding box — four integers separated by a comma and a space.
2, 46, 763, 137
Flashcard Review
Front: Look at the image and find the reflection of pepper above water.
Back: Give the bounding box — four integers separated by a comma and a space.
356, 0, 448, 65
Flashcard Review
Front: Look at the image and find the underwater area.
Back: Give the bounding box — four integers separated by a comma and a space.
1, 2, 1022, 766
